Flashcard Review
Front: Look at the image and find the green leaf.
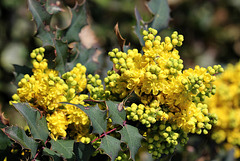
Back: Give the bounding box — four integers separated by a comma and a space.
0, 129, 12, 150
54, 39, 68, 75
134, 8, 145, 46
50, 139, 75, 159
63, 4, 87, 43
74, 142, 95, 161
67, 43, 99, 74
100, 135, 121, 161
119, 124, 143, 161
0, 120, 6, 128
43, 147, 61, 161
12, 103, 49, 141
67, 103, 107, 135
4, 126, 38, 157
28, 0, 51, 29
105, 101, 126, 125
147, 0, 170, 32
13, 64, 33, 76
37, 26, 55, 46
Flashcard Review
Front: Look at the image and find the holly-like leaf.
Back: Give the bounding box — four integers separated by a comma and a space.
50, 139, 75, 159
12, 103, 49, 141
119, 124, 143, 161
4, 126, 38, 157
66, 103, 107, 135
134, 8, 145, 46
74, 142, 95, 161
0, 130, 11, 150
28, 0, 51, 29
54, 39, 68, 75
67, 43, 99, 74
42, 148, 61, 161
37, 26, 55, 46
100, 135, 121, 161
105, 101, 126, 125
63, 4, 87, 43
146, 0, 170, 32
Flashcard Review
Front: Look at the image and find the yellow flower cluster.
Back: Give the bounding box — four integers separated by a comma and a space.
207, 62, 240, 158
10, 48, 91, 142
105, 28, 223, 158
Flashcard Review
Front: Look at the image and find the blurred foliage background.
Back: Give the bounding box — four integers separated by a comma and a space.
0, 0, 240, 160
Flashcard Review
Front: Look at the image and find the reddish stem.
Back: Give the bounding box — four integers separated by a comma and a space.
33, 139, 48, 160
91, 121, 127, 143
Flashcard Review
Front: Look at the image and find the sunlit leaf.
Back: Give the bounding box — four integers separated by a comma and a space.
146, 0, 170, 32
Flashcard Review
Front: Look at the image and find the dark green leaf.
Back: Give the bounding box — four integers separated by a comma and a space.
37, 26, 55, 46
43, 147, 61, 161
0, 120, 6, 128
12, 103, 49, 141
74, 142, 95, 161
0, 129, 12, 150
147, 0, 170, 32
105, 101, 126, 125
119, 124, 143, 161
100, 135, 121, 161
28, 0, 51, 29
134, 8, 145, 46
67, 43, 99, 74
13, 64, 33, 76
4, 126, 38, 157
54, 39, 68, 75
50, 139, 75, 159
63, 4, 87, 43
66, 103, 107, 135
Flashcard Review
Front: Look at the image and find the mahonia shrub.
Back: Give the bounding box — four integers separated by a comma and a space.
8, 28, 224, 160
207, 62, 240, 158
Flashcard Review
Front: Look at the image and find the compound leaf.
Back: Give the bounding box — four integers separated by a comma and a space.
100, 135, 121, 161
119, 124, 143, 161
12, 103, 49, 141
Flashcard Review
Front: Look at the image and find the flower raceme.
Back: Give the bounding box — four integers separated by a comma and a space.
105, 28, 223, 158
10, 47, 91, 142
207, 62, 240, 158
